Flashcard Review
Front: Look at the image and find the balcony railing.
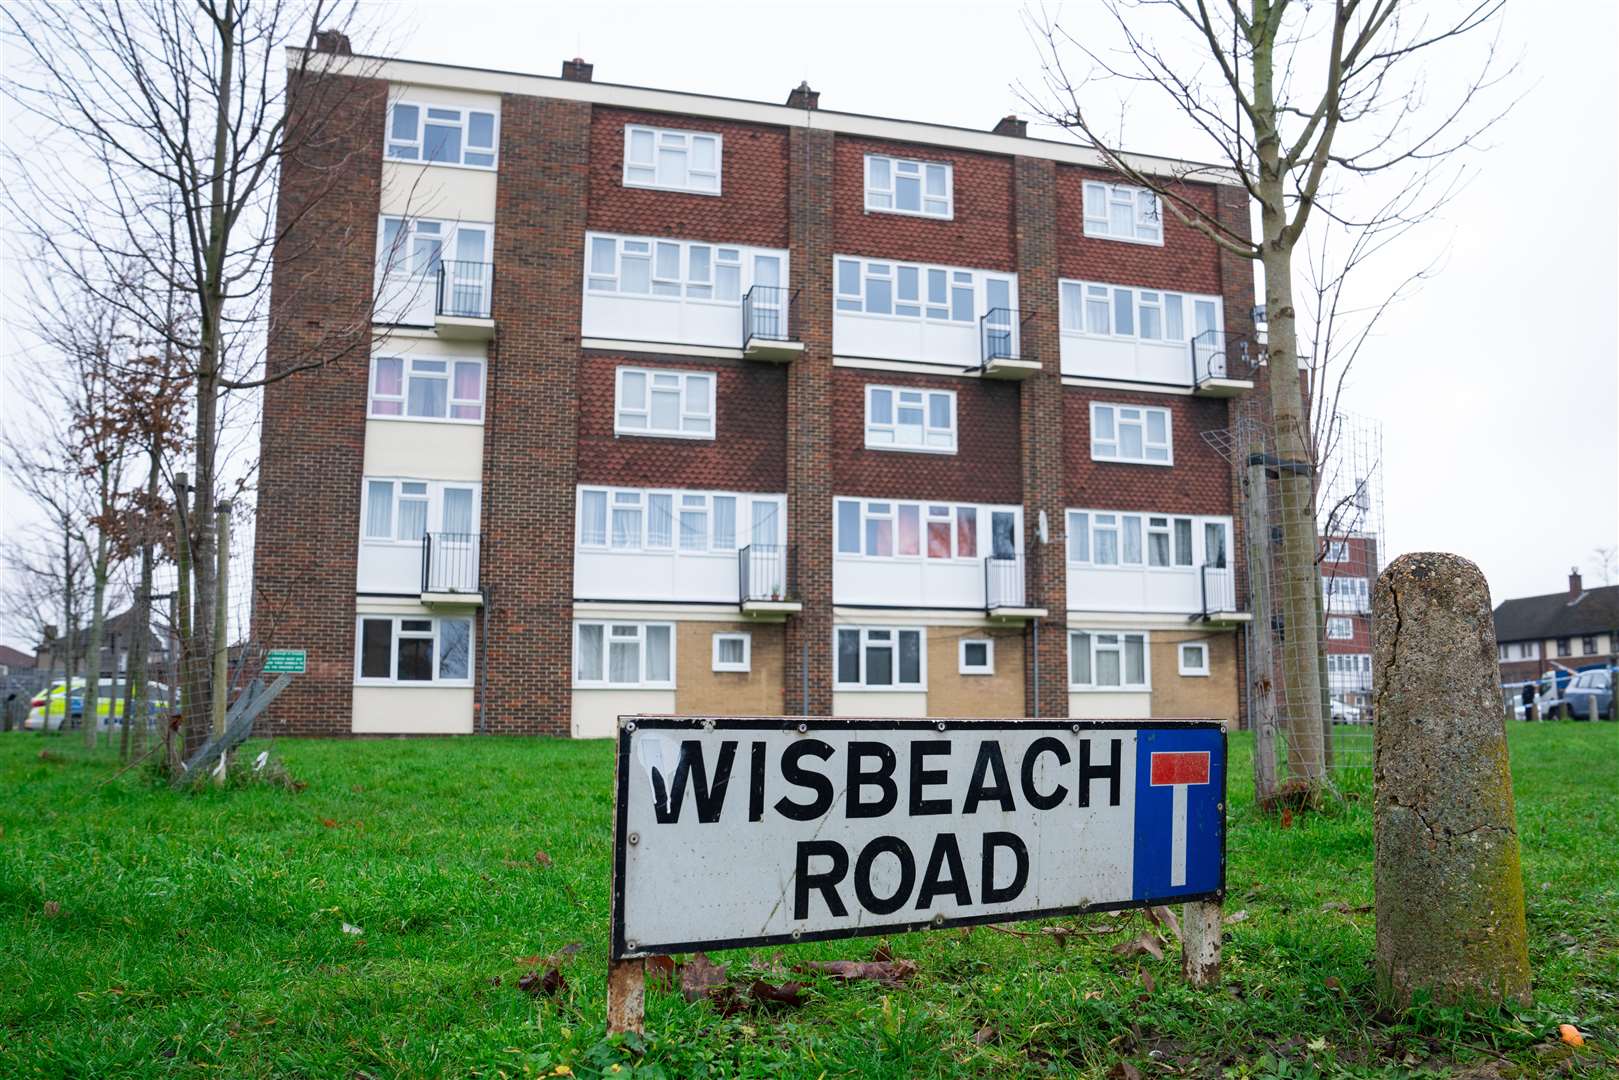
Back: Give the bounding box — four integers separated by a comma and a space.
421, 532, 481, 595
985, 553, 1027, 611
1198, 563, 1237, 617
436, 260, 494, 320
980, 307, 1020, 365
739, 543, 795, 603
742, 285, 798, 348
1190, 330, 1257, 388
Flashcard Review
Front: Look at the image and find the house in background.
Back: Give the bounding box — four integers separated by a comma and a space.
0, 645, 36, 677
1493, 569, 1618, 688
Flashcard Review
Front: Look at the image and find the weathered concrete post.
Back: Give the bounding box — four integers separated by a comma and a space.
1372, 553, 1531, 1006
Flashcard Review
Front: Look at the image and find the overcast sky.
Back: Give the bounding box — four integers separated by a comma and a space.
2, 0, 1615, 651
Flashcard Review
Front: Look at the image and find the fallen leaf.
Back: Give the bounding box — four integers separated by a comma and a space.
321, 818, 337, 828
1281, 807, 1294, 828
645, 954, 676, 989
43, 900, 60, 919
1324, 976, 1342, 991
489, 976, 501, 987
746, 979, 807, 1008
681, 952, 729, 1003
533, 850, 553, 868
1112, 932, 1164, 962
973, 1024, 997, 1045
870, 941, 894, 962
1107, 1062, 1143, 1080
1223, 909, 1249, 926
1307, 1036, 1328, 1052
1084, 989, 1104, 1001
515, 954, 544, 967
517, 967, 566, 996
341, 923, 363, 935
1139, 966, 1155, 994
801, 959, 918, 987
1148, 905, 1183, 943
1559, 1024, 1584, 1048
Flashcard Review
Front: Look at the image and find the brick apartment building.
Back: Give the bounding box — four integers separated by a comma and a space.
253, 41, 1265, 737
1320, 533, 1378, 718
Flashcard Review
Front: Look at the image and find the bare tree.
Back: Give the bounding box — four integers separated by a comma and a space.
2, 0, 393, 753
1025, 0, 1515, 799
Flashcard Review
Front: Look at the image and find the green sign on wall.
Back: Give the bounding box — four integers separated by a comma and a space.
264, 649, 306, 674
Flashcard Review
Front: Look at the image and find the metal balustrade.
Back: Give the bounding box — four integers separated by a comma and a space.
421, 532, 481, 595
984, 553, 1027, 611
739, 543, 795, 603
436, 260, 494, 320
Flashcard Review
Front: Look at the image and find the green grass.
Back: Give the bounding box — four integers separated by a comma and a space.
1, 725, 1614, 1078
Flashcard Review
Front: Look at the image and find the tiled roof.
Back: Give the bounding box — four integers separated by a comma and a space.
1493, 584, 1619, 643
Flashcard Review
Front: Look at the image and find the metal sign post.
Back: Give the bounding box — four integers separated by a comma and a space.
607, 716, 1226, 1031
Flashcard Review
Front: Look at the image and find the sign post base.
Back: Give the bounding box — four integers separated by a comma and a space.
606, 958, 646, 1035
1181, 899, 1222, 986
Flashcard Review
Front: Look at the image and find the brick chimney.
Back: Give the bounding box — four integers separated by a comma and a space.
786, 81, 819, 110
993, 115, 1027, 137
1569, 567, 1583, 600
313, 29, 352, 55
561, 57, 593, 82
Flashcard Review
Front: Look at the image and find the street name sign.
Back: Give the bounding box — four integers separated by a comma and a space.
610, 717, 1225, 959
263, 649, 306, 674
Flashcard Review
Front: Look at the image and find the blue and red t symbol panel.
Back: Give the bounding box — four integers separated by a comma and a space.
1131, 725, 1225, 901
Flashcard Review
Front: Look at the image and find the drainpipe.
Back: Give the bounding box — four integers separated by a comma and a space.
479, 586, 491, 735
1032, 619, 1041, 718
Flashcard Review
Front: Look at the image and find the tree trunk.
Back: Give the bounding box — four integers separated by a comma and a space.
129, 448, 159, 762
172, 473, 194, 762
84, 488, 110, 749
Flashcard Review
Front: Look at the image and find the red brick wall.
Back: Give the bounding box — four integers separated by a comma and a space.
832, 137, 1015, 271
1064, 390, 1236, 516
577, 353, 788, 492
1055, 167, 1222, 293
253, 72, 388, 736
829, 370, 1020, 504
587, 107, 789, 248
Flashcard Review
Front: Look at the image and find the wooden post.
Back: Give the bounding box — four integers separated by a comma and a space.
1244, 455, 1279, 803
1181, 900, 1222, 986
606, 958, 646, 1034
1590, 693, 1600, 723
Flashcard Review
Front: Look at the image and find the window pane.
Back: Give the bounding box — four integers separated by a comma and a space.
406, 372, 447, 418
576, 624, 604, 681
956, 507, 977, 558
1204, 523, 1226, 568
1096, 646, 1121, 686
373, 357, 403, 399
365, 482, 393, 539
897, 265, 919, 302
866, 276, 892, 315
1125, 637, 1145, 684
1149, 530, 1170, 567
440, 619, 470, 679
866, 516, 892, 557
621, 254, 650, 293
1109, 197, 1133, 235
1146, 410, 1167, 444
424, 122, 461, 163
691, 136, 716, 173
1094, 406, 1115, 441
897, 505, 920, 556
927, 519, 951, 559
898, 631, 921, 684
925, 164, 947, 196
869, 388, 892, 426
1070, 633, 1091, 684
991, 512, 1016, 559
442, 488, 474, 534
360, 619, 392, 678
747, 498, 775, 546
685, 375, 712, 418
679, 506, 708, 550
390, 103, 419, 141
657, 146, 688, 187
1122, 517, 1142, 563
838, 259, 861, 296
964, 641, 987, 667
1120, 422, 1143, 459
837, 500, 861, 554
628, 128, 654, 164
1174, 519, 1193, 566
837, 629, 861, 683
717, 636, 744, 665
650, 388, 679, 430
645, 626, 671, 681
1165, 295, 1184, 340
612, 506, 642, 548
1113, 289, 1134, 335
866, 639, 893, 685
713, 496, 737, 548
467, 111, 495, 149
896, 174, 920, 211
868, 156, 890, 189
1068, 513, 1089, 562
609, 636, 641, 683
646, 494, 673, 548
452, 361, 482, 404
580, 490, 607, 545
1095, 524, 1118, 565
928, 393, 951, 430
951, 284, 972, 322
397, 636, 434, 681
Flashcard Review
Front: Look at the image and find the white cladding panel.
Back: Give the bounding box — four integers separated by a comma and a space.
573, 690, 675, 739
581, 293, 746, 349
1068, 692, 1153, 719
574, 550, 739, 604
1067, 566, 1235, 615
1060, 335, 1190, 385
831, 691, 930, 718
834, 556, 987, 609
833, 312, 978, 367
352, 685, 474, 734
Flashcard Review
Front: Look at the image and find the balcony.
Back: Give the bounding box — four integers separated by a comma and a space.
421, 532, 482, 605
434, 260, 495, 341
979, 307, 1039, 380
741, 286, 803, 362
984, 553, 1047, 621
1190, 330, 1256, 397
1195, 564, 1248, 624
739, 544, 801, 618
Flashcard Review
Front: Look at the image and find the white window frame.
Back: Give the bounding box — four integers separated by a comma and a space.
834, 256, 1015, 327
586, 233, 785, 307
1090, 403, 1173, 466
1178, 642, 1210, 677
1058, 280, 1222, 346
614, 367, 715, 440
354, 614, 475, 686
835, 498, 1019, 563
1327, 616, 1355, 641
864, 385, 957, 454
1324, 540, 1350, 562
623, 124, 722, 195
1082, 181, 1163, 245
864, 154, 953, 219
368, 354, 485, 423
1065, 510, 1230, 572
572, 621, 676, 689
958, 638, 994, 676
1068, 629, 1151, 691
1323, 575, 1371, 612
711, 632, 752, 673
386, 100, 498, 169
576, 486, 772, 554
361, 478, 481, 545
834, 626, 927, 691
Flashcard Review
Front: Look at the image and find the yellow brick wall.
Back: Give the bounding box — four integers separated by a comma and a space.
1149, 629, 1239, 723
673, 621, 786, 715
925, 626, 1027, 718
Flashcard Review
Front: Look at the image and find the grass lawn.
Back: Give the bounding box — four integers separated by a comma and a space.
1, 724, 1614, 1078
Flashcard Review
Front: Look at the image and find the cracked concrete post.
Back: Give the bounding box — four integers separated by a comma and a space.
1373, 552, 1531, 1007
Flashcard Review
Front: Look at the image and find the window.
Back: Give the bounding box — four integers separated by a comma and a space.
369, 355, 484, 422
1082, 181, 1162, 244
1066, 510, 1228, 570
712, 632, 751, 672
356, 615, 473, 684
1091, 403, 1172, 464
835, 256, 1014, 326
1327, 617, 1355, 641
586, 233, 785, 305
865, 154, 952, 218
1069, 630, 1149, 690
1518, 642, 1537, 660
835, 627, 925, 689
623, 125, 721, 194
1325, 541, 1350, 562
1059, 282, 1219, 345
576, 487, 773, 552
1557, 637, 1571, 657
574, 622, 674, 688
865, 385, 956, 453
1178, 642, 1209, 677
1582, 635, 1597, 655
378, 217, 489, 280
362, 479, 478, 543
959, 638, 994, 675
835, 499, 1010, 561
1323, 576, 1371, 612
387, 101, 497, 168
615, 367, 714, 439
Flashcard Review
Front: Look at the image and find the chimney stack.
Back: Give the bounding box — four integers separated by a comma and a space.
993, 115, 1027, 137
786, 81, 819, 110
313, 29, 352, 55
562, 57, 593, 82
1569, 567, 1583, 600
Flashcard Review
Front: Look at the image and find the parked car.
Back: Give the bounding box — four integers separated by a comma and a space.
1562, 669, 1614, 720
25, 679, 170, 731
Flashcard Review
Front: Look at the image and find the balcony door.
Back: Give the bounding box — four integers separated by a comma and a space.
377, 217, 490, 325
